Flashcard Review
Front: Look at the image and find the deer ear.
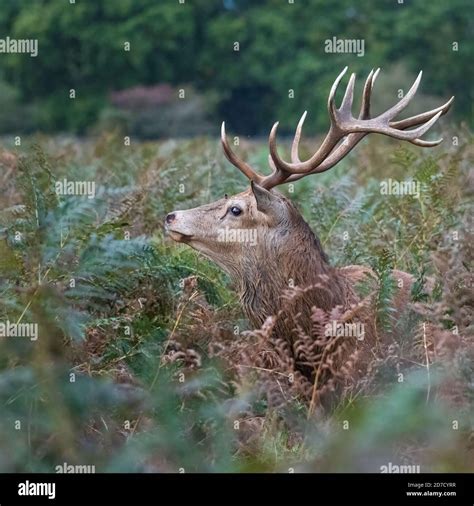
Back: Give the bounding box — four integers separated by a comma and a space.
251, 181, 275, 213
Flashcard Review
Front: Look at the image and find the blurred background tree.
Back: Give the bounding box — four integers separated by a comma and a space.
0, 0, 471, 135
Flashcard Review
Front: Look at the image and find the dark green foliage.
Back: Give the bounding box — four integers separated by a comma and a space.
0, 0, 470, 133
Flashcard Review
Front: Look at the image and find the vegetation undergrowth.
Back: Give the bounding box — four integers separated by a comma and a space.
0, 129, 472, 472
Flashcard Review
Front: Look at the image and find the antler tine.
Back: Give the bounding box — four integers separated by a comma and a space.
339, 72, 356, 117
260, 111, 310, 189
390, 95, 454, 129
378, 71, 423, 121
359, 68, 380, 119
259, 122, 292, 189
389, 96, 454, 146
221, 122, 263, 184
365, 109, 444, 141
328, 66, 349, 115
291, 111, 308, 163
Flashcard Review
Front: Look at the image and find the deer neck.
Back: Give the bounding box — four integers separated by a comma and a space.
232, 216, 350, 329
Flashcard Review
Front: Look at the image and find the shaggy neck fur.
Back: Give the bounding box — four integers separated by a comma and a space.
225, 199, 354, 333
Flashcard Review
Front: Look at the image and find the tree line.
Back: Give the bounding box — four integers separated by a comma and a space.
0, 0, 470, 135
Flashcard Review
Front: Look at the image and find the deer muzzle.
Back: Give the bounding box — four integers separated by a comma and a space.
164, 211, 194, 242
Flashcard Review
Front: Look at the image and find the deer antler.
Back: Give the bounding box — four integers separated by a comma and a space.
221, 122, 264, 184
220, 68, 453, 190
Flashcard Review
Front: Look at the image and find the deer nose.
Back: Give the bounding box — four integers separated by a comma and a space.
165, 212, 176, 225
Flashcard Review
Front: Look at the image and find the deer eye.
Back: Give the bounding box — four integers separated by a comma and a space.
229, 206, 242, 216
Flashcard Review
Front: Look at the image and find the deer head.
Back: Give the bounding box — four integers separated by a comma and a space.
165, 68, 453, 327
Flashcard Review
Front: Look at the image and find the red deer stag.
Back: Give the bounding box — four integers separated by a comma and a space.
164, 68, 453, 401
